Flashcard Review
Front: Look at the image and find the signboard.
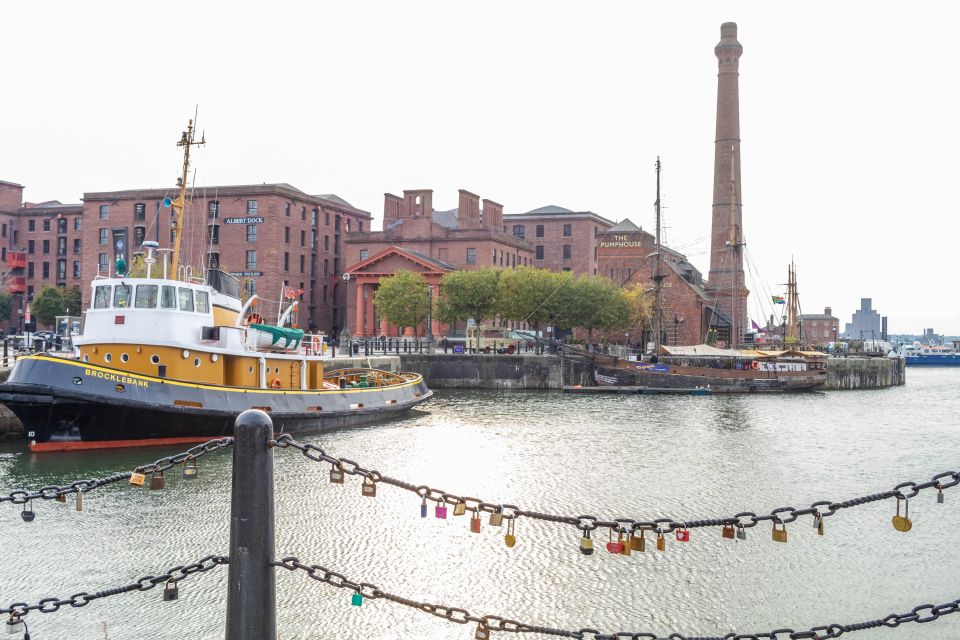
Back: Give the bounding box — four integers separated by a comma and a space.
453, 345, 464, 354
112, 227, 129, 271
229, 271, 263, 278
224, 217, 264, 225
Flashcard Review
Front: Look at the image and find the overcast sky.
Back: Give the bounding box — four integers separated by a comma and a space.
3, 2, 958, 335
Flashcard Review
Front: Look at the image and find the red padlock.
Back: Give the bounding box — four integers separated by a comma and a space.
605, 528, 624, 554
470, 511, 481, 533
675, 527, 690, 542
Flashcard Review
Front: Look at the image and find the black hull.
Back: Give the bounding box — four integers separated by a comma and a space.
0, 355, 432, 450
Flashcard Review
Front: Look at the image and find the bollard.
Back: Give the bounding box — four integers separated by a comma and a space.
2, 338, 6, 366
225, 410, 277, 640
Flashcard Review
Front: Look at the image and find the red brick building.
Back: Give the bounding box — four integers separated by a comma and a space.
77, 184, 370, 336
800, 307, 839, 346
0, 180, 85, 330
502, 205, 614, 276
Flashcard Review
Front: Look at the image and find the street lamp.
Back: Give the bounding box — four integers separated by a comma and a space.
339, 272, 351, 348
426, 284, 433, 338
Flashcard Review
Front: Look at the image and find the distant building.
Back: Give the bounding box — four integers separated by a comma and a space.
501, 205, 614, 276
800, 306, 839, 346
843, 298, 883, 340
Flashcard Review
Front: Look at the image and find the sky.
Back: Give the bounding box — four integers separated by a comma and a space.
3, 1, 959, 335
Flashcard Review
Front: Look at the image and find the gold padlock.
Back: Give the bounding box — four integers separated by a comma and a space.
76, 489, 84, 512
453, 502, 466, 516
579, 530, 594, 555
475, 623, 490, 640
149, 470, 165, 490
631, 528, 646, 552
892, 497, 912, 532
329, 464, 344, 484
619, 530, 631, 556
489, 509, 503, 527
129, 471, 146, 487
771, 521, 788, 543
361, 477, 377, 497
504, 519, 517, 548
656, 531, 665, 552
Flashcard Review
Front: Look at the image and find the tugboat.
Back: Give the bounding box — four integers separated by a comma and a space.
0, 120, 432, 451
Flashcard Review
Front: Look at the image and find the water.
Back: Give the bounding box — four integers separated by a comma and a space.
1, 368, 959, 639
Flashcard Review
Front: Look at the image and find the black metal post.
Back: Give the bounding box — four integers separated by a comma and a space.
2, 338, 6, 366
225, 410, 276, 640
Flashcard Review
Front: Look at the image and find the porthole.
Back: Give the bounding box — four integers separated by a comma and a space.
211, 353, 219, 362
121, 353, 129, 363
248, 366, 254, 374
274, 367, 280, 374
182, 350, 190, 359
104, 353, 112, 363
151, 354, 160, 364
115, 384, 125, 393
194, 358, 201, 367
82, 355, 89, 363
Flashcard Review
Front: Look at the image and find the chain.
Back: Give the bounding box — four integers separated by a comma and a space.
0, 554, 227, 619
0, 437, 234, 505
273, 555, 960, 639
270, 434, 959, 536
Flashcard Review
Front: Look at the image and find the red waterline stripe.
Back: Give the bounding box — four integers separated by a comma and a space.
30, 436, 217, 453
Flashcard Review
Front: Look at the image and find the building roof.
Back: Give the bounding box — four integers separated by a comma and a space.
800, 313, 837, 320
0, 179, 24, 188
401, 247, 457, 271
432, 208, 459, 229
314, 193, 354, 208
526, 205, 573, 214
608, 218, 643, 233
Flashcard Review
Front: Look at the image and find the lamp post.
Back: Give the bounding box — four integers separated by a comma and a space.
339, 272, 351, 349
424, 283, 435, 354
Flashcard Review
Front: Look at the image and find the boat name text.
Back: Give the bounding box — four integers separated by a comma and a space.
84, 369, 150, 388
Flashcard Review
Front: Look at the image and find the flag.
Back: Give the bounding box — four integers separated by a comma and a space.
751, 320, 761, 331
772, 295, 785, 305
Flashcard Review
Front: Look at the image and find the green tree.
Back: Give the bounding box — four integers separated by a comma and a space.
373, 270, 431, 337
31, 285, 65, 329
0, 291, 12, 323
497, 266, 570, 352
622, 283, 654, 346
61, 286, 82, 316
566, 275, 631, 340
435, 268, 500, 352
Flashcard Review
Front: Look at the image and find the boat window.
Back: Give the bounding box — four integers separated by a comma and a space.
135, 285, 159, 309
178, 288, 195, 312
94, 286, 111, 309
161, 286, 177, 309
113, 285, 132, 308
195, 290, 210, 314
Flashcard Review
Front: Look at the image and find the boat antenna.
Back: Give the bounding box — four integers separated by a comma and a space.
651, 157, 665, 355
170, 119, 205, 280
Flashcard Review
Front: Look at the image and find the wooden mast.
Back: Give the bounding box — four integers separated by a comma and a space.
170, 119, 205, 280
785, 260, 800, 345
652, 157, 665, 354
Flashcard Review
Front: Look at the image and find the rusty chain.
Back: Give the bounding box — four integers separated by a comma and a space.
273, 554, 960, 639
270, 434, 959, 538
0, 554, 227, 620
0, 437, 233, 506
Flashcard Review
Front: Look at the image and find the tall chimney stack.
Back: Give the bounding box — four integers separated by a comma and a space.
707, 22, 749, 346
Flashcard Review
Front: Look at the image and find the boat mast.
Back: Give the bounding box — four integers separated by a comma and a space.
785, 260, 800, 345
652, 157, 665, 354
170, 119, 205, 280
726, 147, 744, 348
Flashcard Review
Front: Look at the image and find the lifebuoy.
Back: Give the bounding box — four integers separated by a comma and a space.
270, 377, 282, 389
245, 313, 263, 326
751, 361, 759, 370
311, 335, 323, 354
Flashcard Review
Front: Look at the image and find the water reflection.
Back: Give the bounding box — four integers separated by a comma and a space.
1, 370, 959, 639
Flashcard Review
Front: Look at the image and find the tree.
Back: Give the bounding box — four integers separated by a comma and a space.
497, 266, 570, 352
622, 283, 654, 346
31, 285, 65, 329
0, 291, 12, 323
61, 286, 82, 316
435, 268, 500, 352
565, 275, 631, 340
373, 271, 431, 337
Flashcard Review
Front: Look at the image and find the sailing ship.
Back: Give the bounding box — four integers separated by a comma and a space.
0, 120, 432, 451
591, 158, 827, 393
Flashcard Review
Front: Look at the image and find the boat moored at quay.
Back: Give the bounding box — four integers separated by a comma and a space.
0, 121, 431, 451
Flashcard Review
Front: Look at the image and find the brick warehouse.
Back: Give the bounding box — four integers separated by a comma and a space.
501, 205, 614, 276
1, 179, 371, 336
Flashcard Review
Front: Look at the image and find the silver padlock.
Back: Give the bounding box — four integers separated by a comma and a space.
6, 615, 24, 635
163, 579, 179, 602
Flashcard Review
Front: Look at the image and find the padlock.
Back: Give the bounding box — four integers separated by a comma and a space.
6, 615, 24, 634
736, 524, 746, 540
489, 508, 503, 527
771, 521, 788, 543
129, 471, 146, 486
504, 519, 516, 548
55, 493, 67, 504
162, 579, 179, 602
892, 497, 912, 532
420, 496, 428, 518
149, 470, 165, 490
76, 489, 84, 512
656, 531, 666, 552
721, 525, 735, 539
579, 529, 594, 555
619, 529, 631, 556
475, 622, 490, 640
435, 499, 448, 519
470, 511, 481, 533
351, 591, 363, 607
361, 477, 377, 497
453, 502, 466, 517
817, 517, 824, 536
182, 457, 198, 479
605, 528, 623, 554
937, 484, 944, 504
675, 527, 690, 542
329, 465, 344, 484
630, 528, 646, 552
20, 502, 35, 523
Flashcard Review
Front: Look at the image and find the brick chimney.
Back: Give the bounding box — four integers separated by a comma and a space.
383, 193, 403, 221
825, 306, 832, 317
457, 189, 481, 229
402, 189, 433, 218
482, 199, 503, 230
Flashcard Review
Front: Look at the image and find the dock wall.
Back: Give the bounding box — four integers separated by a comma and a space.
823, 356, 905, 390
